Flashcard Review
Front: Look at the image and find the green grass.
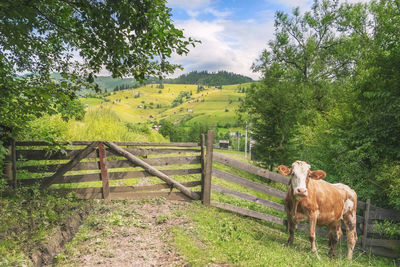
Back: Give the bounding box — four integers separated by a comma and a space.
64, 107, 166, 142
79, 98, 104, 106
0, 186, 91, 266
170, 202, 395, 267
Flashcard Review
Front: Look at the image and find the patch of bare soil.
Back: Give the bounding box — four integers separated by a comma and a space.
56, 199, 192, 266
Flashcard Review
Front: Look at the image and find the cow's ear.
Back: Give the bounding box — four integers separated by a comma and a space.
278, 165, 291, 176
309, 170, 326, 180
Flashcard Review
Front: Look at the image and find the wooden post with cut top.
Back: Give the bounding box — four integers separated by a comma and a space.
3, 141, 12, 183
362, 198, 371, 249
98, 142, 110, 201
11, 138, 17, 188
202, 130, 214, 205
200, 134, 206, 201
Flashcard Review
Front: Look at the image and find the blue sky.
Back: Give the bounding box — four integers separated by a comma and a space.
166, 0, 364, 80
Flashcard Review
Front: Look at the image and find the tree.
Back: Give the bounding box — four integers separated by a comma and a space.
241, 0, 353, 168
0, 0, 197, 134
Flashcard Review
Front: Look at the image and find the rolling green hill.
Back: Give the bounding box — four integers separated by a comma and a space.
79, 83, 251, 127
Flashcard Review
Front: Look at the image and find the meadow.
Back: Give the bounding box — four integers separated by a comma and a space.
80, 83, 249, 127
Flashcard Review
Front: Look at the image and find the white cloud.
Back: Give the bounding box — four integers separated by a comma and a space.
170, 17, 275, 80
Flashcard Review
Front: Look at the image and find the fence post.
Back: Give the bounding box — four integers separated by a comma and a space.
202, 130, 213, 205
200, 134, 206, 201
3, 141, 12, 183
362, 199, 371, 249
98, 142, 110, 202
3, 137, 16, 188
11, 138, 17, 188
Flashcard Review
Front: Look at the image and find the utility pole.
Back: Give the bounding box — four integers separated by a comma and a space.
237, 131, 240, 151
245, 123, 248, 159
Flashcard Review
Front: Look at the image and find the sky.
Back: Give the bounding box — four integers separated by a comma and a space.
166, 0, 313, 80
166, 0, 365, 80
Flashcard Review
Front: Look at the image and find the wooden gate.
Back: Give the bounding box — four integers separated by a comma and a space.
5, 140, 214, 202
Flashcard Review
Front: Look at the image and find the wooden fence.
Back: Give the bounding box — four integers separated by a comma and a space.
2, 131, 399, 259
2, 139, 215, 202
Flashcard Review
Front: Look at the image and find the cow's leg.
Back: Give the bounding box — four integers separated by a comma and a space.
308, 214, 317, 253
328, 223, 341, 258
343, 211, 357, 260
287, 218, 296, 245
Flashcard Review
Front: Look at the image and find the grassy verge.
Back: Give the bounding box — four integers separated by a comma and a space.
170, 202, 395, 267
0, 185, 92, 266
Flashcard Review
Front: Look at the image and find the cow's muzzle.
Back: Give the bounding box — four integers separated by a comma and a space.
294, 188, 308, 197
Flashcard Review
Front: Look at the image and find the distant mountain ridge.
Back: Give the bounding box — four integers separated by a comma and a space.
50, 73, 142, 93
51, 70, 253, 93
164, 70, 253, 86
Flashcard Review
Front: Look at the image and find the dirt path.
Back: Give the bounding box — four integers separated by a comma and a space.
56, 199, 192, 266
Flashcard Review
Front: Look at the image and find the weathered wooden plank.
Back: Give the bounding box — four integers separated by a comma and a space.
40, 142, 99, 188
202, 130, 213, 205
211, 185, 285, 211
98, 143, 110, 201
17, 147, 200, 160
366, 238, 400, 248
18, 156, 202, 173
110, 191, 194, 201
54, 190, 194, 201
212, 168, 286, 200
53, 181, 201, 195
18, 168, 202, 185
211, 202, 285, 225
358, 200, 366, 210
16, 141, 200, 147
105, 141, 200, 200
369, 246, 400, 258
369, 207, 400, 221
16, 141, 91, 146
123, 147, 200, 155
362, 199, 371, 249
213, 153, 290, 185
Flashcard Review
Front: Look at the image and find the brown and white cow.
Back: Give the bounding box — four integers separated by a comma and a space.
278, 161, 357, 260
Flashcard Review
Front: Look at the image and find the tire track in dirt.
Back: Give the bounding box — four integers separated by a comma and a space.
55, 200, 192, 266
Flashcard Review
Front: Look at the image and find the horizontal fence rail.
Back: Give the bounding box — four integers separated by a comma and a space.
17, 148, 201, 160
15, 141, 200, 147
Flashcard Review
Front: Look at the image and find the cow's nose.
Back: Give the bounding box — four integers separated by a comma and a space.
296, 188, 308, 196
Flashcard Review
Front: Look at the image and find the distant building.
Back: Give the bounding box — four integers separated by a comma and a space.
187, 109, 193, 113
84, 104, 89, 108
138, 105, 142, 108
219, 140, 229, 149
152, 125, 161, 131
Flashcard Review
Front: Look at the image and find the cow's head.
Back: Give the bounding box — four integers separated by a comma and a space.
278, 161, 326, 198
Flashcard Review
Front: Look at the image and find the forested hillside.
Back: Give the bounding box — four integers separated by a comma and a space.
164, 70, 253, 86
